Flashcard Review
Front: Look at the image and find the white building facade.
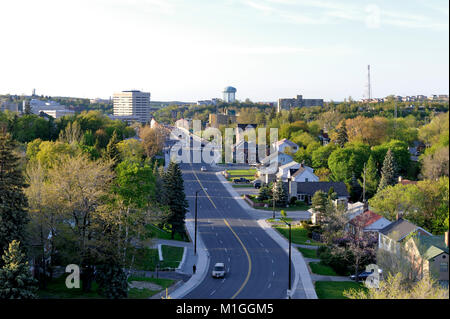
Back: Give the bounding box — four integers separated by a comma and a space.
113, 90, 151, 123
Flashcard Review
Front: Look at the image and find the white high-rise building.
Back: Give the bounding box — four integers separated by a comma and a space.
113, 90, 151, 123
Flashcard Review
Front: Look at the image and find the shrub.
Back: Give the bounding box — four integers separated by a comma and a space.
289, 196, 298, 205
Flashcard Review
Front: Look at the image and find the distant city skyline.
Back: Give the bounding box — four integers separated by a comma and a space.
0, 0, 448, 102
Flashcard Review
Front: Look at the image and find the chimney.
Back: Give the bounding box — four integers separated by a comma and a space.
446, 231, 449, 248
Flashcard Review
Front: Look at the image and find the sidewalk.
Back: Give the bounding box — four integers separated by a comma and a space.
168, 212, 210, 299
310, 274, 352, 282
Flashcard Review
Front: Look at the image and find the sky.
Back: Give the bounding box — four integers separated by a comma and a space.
0, 0, 448, 102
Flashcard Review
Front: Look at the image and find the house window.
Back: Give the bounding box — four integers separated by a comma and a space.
305, 178, 308, 182
440, 262, 448, 272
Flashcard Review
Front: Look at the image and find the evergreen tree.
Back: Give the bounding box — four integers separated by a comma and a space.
269, 107, 277, 121
105, 130, 120, 168
311, 190, 328, 215
0, 131, 29, 258
272, 180, 288, 207
287, 111, 294, 123
350, 171, 363, 202
359, 155, 379, 199
0, 240, 38, 299
95, 263, 128, 299
23, 101, 32, 115
377, 148, 397, 193
335, 121, 348, 148
163, 162, 188, 239
258, 186, 271, 201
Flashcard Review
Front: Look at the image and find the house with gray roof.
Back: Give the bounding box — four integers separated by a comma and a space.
404, 233, 449, 283
289, 181, 349, 206
378, 218, 432, 254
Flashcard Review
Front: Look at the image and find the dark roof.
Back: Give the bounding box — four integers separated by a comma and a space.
291, 166, 307, 178
296, 182, 349, 197
379, 218, 430, 241
413, 235, 449, 260
237, 123, 257, 129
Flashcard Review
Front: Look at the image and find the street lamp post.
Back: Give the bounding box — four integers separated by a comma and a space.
282, 218, 292, 298
272, 197, 275, 220
194, 190, 200, 255
194, 188, 206, 255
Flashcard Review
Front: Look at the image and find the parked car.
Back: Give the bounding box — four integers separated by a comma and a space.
350, 269, 383, 282
201, 166, 207, 171
212, 263, 226, 278
252, 180, 262, 189
234, 177, 250, 184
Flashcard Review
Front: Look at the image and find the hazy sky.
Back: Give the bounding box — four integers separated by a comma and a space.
0, 0, 448, 102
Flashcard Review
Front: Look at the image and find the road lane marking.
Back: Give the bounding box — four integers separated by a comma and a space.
210, 290, 216, 296
223, 218, 252, 300
190, 165, 252, 300
268, 283, 271, 289
265, 249, 269, 253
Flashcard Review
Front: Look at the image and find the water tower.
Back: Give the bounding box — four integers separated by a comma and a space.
222, 86, 237, 103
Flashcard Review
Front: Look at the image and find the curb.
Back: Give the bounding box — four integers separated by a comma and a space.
158, 244, 164, 261
176, 247, 187, 272
258, 219, 318, 299
168, 214, 210, 299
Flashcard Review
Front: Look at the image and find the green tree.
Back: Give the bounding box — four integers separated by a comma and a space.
95, 263, 128, 299
334, 121, 348, 148
0, 132, 29, 257
163, 162, 189, 239
104, 130, 120, 168
359, 155, 379, 199
258, 186, 271, 201
311, 190, 328, 215
0, 240, 38, 299
272, 180, 288, 207
377, 148, 397, 192
344, 273, 448, 299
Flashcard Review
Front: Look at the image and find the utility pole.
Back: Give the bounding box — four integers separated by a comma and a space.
362, 162, 367, 211
367, 65, 371, 101
282, 219, 292, 299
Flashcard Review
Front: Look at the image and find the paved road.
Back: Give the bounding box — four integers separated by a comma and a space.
182, 163, 295, 299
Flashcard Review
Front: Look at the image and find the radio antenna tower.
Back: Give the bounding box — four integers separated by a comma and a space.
367, 65, 371, 101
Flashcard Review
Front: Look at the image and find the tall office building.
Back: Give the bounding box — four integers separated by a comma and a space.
113, 90, 151, 123
277, 94, 323, 112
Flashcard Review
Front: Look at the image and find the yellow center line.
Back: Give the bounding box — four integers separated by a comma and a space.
190, 164, 252, 299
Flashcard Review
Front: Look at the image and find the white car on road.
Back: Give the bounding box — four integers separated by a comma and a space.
201, 166, 207, 171
211, 263, 226, 278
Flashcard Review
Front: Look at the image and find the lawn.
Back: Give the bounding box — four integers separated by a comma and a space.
226, 169, 256, 176
309, 262, 338, 276
315, 281, 367, 299
297, 247, 317, 259
127, 276, 175, 299
252, 203, 311, 212
145, 224, 189, 242
38, 269, 178, 299
131, 245, 184, 271
161, 245, 184, 269
274, 225, 322, 246
37, 275, 102, 299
